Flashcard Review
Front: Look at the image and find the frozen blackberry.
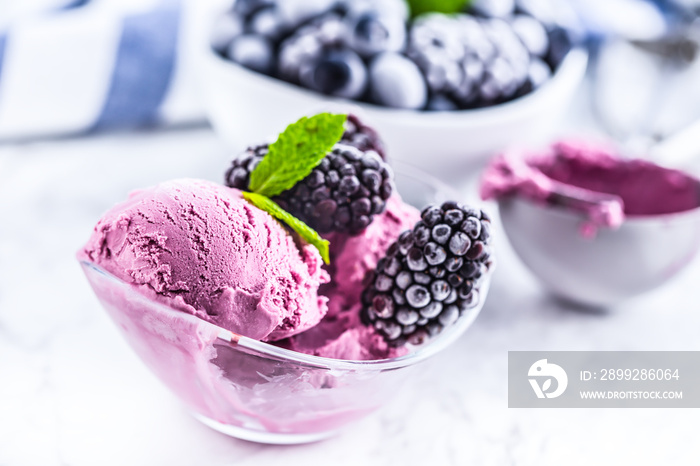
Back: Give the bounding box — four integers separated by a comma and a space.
224, 144, 267, 191
276, 144, 392, 233
341, 114, 386, 159
225, 115, 386, 189
407, 12, 556, 108
361, 201, 493, 346
225, 143, 392, 234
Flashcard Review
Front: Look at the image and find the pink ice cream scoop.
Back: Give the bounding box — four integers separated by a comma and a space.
278, 195, 421, 360
78, 179, 329, 341
481, 140, 700, 235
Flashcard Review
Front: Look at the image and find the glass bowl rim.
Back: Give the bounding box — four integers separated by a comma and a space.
79, 163, 492, 372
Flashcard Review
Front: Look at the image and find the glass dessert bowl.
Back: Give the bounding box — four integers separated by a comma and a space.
80, 164, 493, 444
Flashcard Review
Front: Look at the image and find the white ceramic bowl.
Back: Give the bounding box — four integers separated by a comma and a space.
185, 0, 588, 171
499, 197, 700, 307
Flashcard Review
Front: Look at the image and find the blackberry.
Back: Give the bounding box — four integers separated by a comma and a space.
277, 144, 392, 233
224, 144, 267, 191
341, 114, 386, 159
225, 143, 393, 234
361, 201, 493, 346
407, 13, 554, 108
225, 115, 385, 189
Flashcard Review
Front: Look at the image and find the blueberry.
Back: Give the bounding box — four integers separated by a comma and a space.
226, 34, 274, 74
369, 53, 427, 110
350, 11, 406, 57
546, 26, 573, 69
210, 14, 243, 52
248, 6, 286, 40
276, 0, 338, 29
299, 48, 368, 99
427, 94, 458, 111
233, 0, 275, 18
337, 0, 409, 22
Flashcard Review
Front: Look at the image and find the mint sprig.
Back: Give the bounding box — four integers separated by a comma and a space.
244, 192, 330, 264
405, 0, 471, 17
249, 113, 347, 197
241, 113, 346, 264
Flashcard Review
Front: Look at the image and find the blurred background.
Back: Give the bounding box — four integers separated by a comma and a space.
2, 0, 700, 465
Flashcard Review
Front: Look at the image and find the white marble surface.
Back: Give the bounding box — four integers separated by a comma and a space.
2, 124, 700, 466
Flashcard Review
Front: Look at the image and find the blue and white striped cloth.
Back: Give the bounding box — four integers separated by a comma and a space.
0, 0, 205, 140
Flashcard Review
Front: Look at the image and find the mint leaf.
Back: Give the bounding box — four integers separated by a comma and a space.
243, 192, 330, 264
405, 0, 471, 17
248, 113, 347, 197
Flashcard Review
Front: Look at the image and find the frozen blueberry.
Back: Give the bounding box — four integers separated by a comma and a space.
299, 48, 368, 99
276, 0, 337, 29
233, 0, 275, 19
210, 14, 243, 53
369, 53, 427, 110
427, 94, 458, 111
546, 25, 573, 69
226, 34, 274, 74
248, 6, 286, 40
349, 10, 406, 57
277, 14, 347, 82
